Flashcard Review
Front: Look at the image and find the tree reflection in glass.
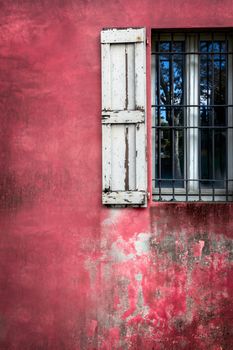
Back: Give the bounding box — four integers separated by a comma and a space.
156, 40, 184, 188
200, 40, 227, 188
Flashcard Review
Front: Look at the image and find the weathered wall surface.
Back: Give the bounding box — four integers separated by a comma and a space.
0, 1, 233, 349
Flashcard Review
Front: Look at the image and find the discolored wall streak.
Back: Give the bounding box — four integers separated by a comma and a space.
0, 1, 233, 349
96, 205, 233, 349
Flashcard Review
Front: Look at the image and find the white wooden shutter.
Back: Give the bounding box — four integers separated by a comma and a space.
101, 28, 147, 206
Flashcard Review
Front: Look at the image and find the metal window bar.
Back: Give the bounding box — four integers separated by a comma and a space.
156, 33, 162, 200
184, 32, 188, 201
152, 51, 233, 55
152, 31, 233, 202
226, 32, 229, 200
211, 32, 215, 200
171, 33, 175, 200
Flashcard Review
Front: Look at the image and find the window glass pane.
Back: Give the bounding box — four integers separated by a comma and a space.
174, 129, 184, 185
156, 40, 184, 188
173, 42, 184, 107
159, 43, 171, 105
200, 40, 227, 188
160, 127, 172, 184
200, 128, 212, 187
215, 130, 226, 186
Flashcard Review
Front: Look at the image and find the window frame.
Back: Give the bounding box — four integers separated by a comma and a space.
151, 30, 233, 202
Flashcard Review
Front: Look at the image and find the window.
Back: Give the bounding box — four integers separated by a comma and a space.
101, 28, 233, 206
152, 31, 233, 201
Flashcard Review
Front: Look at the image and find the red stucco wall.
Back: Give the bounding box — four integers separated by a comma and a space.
0, 1, 233, 349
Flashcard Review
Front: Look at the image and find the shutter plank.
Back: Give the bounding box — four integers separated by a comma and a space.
128, 125, 136, 190
103, 191, 145, 205
111, 125, 126, 191
101, 28, 145, 44
102, 43, 111, 110
111, 44, 126, 110
102, 110, 144, 124
102, 124, 111, 191
136, 123, 146, 191
135, 41, 146, 110
126, 44, 135, 109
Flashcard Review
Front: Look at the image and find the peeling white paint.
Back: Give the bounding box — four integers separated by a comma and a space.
110, 238, 134, 262
134, 232, 151, 255
101, 208, 121, 226
84, 258, 98, 289
135, 273, 142, 281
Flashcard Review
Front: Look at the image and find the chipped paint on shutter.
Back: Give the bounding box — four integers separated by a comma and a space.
101, 28, 147, 206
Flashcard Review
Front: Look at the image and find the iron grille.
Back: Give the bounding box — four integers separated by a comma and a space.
152, 31, 233, 201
